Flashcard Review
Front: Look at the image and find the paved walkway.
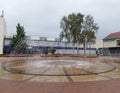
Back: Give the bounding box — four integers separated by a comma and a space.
0, 56, 120, 93
0, 79, 120, 93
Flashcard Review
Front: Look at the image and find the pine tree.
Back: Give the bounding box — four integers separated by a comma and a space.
10, 23, 27, 54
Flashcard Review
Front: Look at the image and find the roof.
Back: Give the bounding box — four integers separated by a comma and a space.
103, 32, 120, 40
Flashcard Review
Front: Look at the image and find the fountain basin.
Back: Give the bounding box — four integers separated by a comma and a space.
3, 59, 116, 76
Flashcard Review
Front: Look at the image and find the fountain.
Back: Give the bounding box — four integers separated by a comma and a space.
3, 58, 116, 76
2, 38, 116, 77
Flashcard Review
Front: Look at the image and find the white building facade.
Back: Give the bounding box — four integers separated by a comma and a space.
102, 32, 120, 56
0, 12, 6, 54
26, 36, 97, 55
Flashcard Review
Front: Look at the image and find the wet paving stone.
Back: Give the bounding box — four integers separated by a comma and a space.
0, 56, 119, 82
0, 56, 120, 93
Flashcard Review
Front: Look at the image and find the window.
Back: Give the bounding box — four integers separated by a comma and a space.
117, 40, 120, 46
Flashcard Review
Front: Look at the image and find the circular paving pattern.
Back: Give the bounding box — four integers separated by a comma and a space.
3, 59, 116, 76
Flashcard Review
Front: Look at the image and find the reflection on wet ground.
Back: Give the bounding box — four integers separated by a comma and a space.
0, 56, 120, 82
3, 59, 116, 76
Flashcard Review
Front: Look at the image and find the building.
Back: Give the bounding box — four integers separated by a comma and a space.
103, 32, 120, 55
1, 13, 101, 55
26, 36, 97, 55
4, 35, 97, 55
92, 39, 103, 49
0, 11, 6, 55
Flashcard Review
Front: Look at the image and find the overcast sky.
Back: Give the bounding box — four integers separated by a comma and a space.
0, 0, 120, 39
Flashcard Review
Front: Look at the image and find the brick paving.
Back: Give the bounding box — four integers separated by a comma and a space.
0, 56, 120, 93
0, 79, 120, 93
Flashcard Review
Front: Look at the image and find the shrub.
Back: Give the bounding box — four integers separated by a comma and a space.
49, 47, 56, 54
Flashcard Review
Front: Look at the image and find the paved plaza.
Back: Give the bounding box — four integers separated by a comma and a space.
0, 56, 120, 93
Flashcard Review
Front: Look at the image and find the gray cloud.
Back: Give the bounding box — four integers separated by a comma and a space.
0, 0, 120, 39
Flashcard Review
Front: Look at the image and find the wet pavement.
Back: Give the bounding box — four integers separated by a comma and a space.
0, 56, 120, 93
3, 59, 115, 76
0, 56, 119, 82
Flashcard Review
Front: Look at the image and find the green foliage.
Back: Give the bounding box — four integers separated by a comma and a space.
10, 23, 26, 53
60, 13, 99, 45
49, 47, 56, 54
82, 15, 99, 44
60, 13, 84, 45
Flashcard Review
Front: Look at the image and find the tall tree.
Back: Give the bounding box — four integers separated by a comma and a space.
60, 13, 99, 55
60, 13, 84, 45
82, 15, 99, 56
82, 15, 99, 43
10, 23, 26, 54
